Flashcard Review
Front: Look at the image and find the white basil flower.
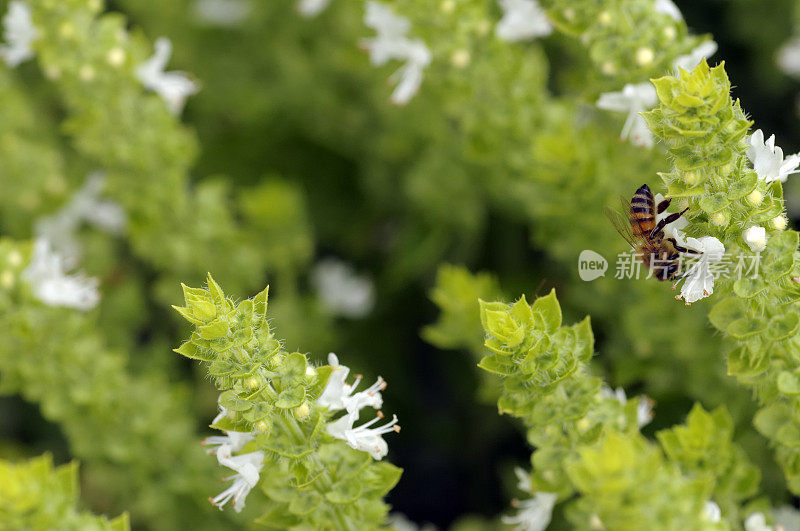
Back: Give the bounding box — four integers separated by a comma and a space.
677, 236, 725, 304
387, 513, 438, 531
193, 0, 251, 26
654, 0, 682, 21
211, 444, 265, 513
35, 173, 126, 269
742, 226, 767, 253
318, 353, 385, 414
311, 258, 375, 318
596, 82, 658, 148
746, 129, 800, 184
202, 404, 255, 454
703, 501, 722, 523
501, 491, 558, 531
744, 512, 773, 531
362, 1, 431, 105
297, 0, 331, 18
601, 385, 654, 428
773, 505, 800, 531
136, 37, 200, 115
777, 37, 800, 78
22, 238, 99, 311
326, 410, 400, 460
672, 40, 718, 72
0, 1, 35, 67
495, 0, 552, 42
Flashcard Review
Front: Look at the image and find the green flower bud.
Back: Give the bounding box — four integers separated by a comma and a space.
710, 211, 729, 226
747, 189, 763, 206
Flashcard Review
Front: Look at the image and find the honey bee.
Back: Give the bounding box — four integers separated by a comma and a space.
604, 184, 699, 281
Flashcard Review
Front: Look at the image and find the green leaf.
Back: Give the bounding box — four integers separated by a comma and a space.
172, 341, 214, 362
275, 386, 306, 409
362, 462, 403, 497
726, 346, 769, 380
754, 403, 793, 438
110, 513, 130, 531
477, 354, 516, 376
243, 402, 273, 422
766, 313, 800, 342
208, 359, 236, 377
763, 231, 798, 279
190, 299, 217, 322
532, 289, 562, 333
571, 316, 594, 362
210, 414, 251, 433
325, 479, 363, 504
698, 193, 729, 214
727, 317, 767, 339
287, 491, 322, 516
520, 335, 550, 375
728, 171, 757, 199
206, 273, 226, 305
236, 299, 254, 322
181, 283, 209, 304
708, 297, 747, 332
198, 319, 230, 340
732, 277, 767, 299
171, 305, 203, 325
309, 366, 334, 398
778, 371, 800, 395
219, 390, 252, 412
253, 285, 270, 318
283, 352, 309, 382
55, 461, 78, 502
255, 503, 301, 529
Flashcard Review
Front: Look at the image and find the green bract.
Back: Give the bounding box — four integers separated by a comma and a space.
645, 59, 800, 494
0, 455, 128, 530
478, 289, 761, 528
174, 275, 401, 529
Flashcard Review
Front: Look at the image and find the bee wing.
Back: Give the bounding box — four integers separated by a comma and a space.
604, 202, 637, 249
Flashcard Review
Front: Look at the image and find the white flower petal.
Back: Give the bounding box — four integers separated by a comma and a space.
297, 0, 331, 17
597, 83, 657, 148
496, 0, 552, 42
311, 258, 375, 318
742, 226, 767, 253
193, 0, 251, 26
777, 37, 800, 78
703, 501, 721, 523
678, 236, 725, 304
744, 512, 773, 531
501, 492, 557, 531
326, 411, 399, 460
513, 467, 532, 493
22, 238, 99, 310
655, 0, 683, 21
362, 2, 430, 105
747, 129, 800, 183
136, 37, 200, 115
0, 1, 36, 67
35, 173, 126, 269
636, 396, 654, 428
673, 40, 717, 72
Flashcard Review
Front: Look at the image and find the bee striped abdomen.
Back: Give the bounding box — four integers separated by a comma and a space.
629, 184, 655, 236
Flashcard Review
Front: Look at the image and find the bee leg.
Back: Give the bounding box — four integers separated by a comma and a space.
666, 237, 701, 255
656, 197, 672, 214
649, 207, 689, 238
